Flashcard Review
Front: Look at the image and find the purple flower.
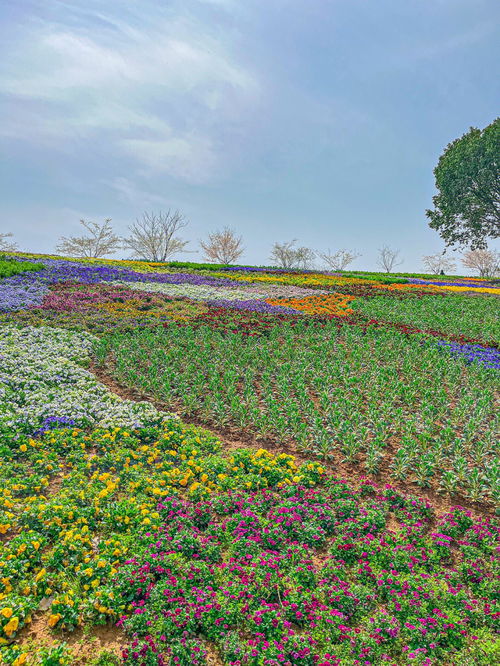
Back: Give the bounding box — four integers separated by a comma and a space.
436, 340, 500, 369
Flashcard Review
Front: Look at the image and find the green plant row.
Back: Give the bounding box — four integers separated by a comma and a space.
0, 258, 44, 279
96, 321, 499, 505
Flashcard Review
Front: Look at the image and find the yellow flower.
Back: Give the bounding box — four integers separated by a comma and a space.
12, 653, 28, 666
48, 613, 61, 627
3, 616, 19, 637
35, 568, 46, 582
0, 607, 13, 618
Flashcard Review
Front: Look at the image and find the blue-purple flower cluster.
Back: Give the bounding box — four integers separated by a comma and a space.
437, 340, 500, 369
0, 259, 243, 312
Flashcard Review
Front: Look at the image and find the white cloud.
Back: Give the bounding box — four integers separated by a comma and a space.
105, 177, 172, 208
120, 134, 217, 184
0, 2, 260, 181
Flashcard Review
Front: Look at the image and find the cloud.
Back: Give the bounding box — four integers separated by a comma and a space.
104, 177, 172, 208
120, 134, 217, 184
0, 1, 260, 181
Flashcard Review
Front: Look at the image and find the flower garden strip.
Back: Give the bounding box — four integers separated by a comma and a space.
0, 255, 498, 664
0, 325, 167, 436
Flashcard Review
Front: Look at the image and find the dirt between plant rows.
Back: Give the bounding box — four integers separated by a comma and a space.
17, 615, 126, 664
90, 362, 496, 520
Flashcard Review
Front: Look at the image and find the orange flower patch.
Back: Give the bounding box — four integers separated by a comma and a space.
265, 293, 355, 316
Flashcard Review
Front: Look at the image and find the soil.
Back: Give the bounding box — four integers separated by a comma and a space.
17, 613, 126, 664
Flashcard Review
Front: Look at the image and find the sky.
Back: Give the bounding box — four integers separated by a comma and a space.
0, 0, 498, 271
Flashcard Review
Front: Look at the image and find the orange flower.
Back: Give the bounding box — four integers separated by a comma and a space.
48, 613, 61, 627
266, 293, 355, 316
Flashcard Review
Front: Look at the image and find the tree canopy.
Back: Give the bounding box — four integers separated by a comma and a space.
426, 117, 500, 249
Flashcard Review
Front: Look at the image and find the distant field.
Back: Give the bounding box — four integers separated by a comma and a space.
0, 255, 498, 665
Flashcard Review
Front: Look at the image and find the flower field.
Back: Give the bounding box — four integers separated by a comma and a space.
0, 255, 498, 664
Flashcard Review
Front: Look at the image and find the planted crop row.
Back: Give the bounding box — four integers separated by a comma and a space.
97, 321, 499, 505
351, 294, 500, 342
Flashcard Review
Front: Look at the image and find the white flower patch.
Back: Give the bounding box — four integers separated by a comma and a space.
0, 325, 172, 433
111, 281, 269, 301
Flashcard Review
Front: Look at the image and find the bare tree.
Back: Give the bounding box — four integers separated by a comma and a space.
377, 246, 403, 273
56, 219, 121, 258
0, 232, 18, 253
317, 248, 361, 271
421, 252, 457, 275
123, 210, 189, 261
269, 240, 315, 270
461, 248, 500, 278
200, 227, 244, 264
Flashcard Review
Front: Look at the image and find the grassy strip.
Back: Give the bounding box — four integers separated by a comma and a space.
0, 258, 44, 279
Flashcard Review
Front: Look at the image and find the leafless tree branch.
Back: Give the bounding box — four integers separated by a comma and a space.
461, 248, 500, 278
123, 210, 189, 262
377, 246, 403, 273
317, 248, 361, 271
56, 219, 121, 258
200, 227, 244, 264
421, 252, 456, 275
0, 233, 18, 253
269, 240, 315, 270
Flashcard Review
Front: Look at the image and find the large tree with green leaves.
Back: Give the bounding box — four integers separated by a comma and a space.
426, 117, 500, 249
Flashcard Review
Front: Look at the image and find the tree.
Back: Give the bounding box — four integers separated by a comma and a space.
0, 233, 18, 253
421, 252, 457, 275
123, 210, 189, 261
461, 248, 500, 278
56, 219, 121, 258
426, 118, 500, 249
269, 240, 315, 270
377, 246, 403, 273
200, 227, 244, 264
317, 248, 360, 271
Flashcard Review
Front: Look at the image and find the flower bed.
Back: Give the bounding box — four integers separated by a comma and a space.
0, 325, 167, 435
266, 293, 355, 316
0, 423, 323, 663
117, 482, 499, 666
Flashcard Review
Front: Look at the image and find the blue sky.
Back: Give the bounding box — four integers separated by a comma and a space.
0, 0, 498, 270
